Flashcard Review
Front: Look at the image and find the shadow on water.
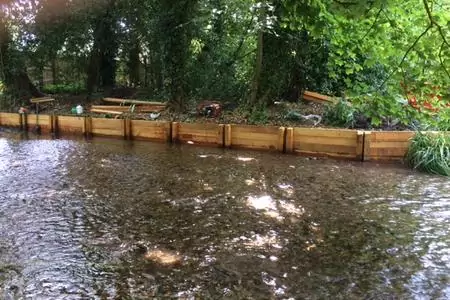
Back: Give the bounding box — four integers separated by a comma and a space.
0, 132, 449, 299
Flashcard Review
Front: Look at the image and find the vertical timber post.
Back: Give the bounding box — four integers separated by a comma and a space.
224, 124, 232, 148
52, 114, 59, 137
165, 122, 172, 143
126, 118, 132, 140
356, 131, 364, 162
19, 113, 23, 130
49, 114, 53, 134
363, 131, 372, 162
171, 122, 179, 143
82, 116, 87, 137
83, 116, 92, 139
22, 113, 28, 132
278, 127, 286, 153
285, 127, 294, 154
218, 124, 225, 147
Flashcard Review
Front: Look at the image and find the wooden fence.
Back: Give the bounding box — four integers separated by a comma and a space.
0, 112, 426, 161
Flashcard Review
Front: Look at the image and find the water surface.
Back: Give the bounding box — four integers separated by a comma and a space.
0, 132, 449, 299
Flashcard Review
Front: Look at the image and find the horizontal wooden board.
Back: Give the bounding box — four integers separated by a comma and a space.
229, 125, 282, 151
176, 122, 222, 145
303, 90, 334, 103
57, 116, 84, 133
91, 105, 166, 112
0, 113, 21, 126
366, 131, 414, 160
91, 118, 123, 137
91, 108, 124, 115
294, 127, 357, 138
370, 131, 414, 142
30, 97, 55, 103
131, 120, 170, 141
293, 128, 360, 158
26, 114, 51, 133
103, 98, 166, 106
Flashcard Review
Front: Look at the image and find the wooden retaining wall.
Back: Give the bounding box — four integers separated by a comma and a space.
286, 128, 363, 160
364, 131, 415, 161
0, 112, 425, 162
172, 122, 224, 146
225, 124, 285, 151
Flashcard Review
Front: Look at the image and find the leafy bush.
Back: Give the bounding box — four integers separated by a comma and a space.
42, 83, 86, 95
405, 131, 450, 176
323, 99, 356, 128
0, 81, 5, 94
248, 107, 269, 125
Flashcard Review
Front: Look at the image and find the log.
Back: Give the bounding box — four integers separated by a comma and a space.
103, 97, 166, 106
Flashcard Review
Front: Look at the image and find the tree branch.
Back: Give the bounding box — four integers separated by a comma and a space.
438, 41, 450, 79
379, 25, 432, 88
359, 7, 383, 43
423, 0, 450, 79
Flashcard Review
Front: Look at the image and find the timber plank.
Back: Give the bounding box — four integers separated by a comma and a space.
0, 113, 21, 127
91, 118, 123, 137
131, 120, 170, 141
56, 116, 84, 133
177, 123, 223, 145
103, 98, 166, 106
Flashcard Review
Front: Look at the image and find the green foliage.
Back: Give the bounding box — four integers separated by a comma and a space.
405, 131, 450, 176
323, 99, 356, 128
248, 107, 269, 125
42, 83, 86, 95
0, 0, 449, 125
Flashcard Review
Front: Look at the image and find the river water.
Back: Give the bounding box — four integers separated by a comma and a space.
0, 131, 449, 299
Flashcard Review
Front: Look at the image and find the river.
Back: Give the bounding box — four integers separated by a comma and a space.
0, 131, 449, 299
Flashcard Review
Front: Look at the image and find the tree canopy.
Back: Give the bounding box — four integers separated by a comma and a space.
0, 0, 449, 127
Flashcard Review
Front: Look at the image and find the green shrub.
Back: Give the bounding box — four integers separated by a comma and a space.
42, 83, 86, 95
323, 99, 356, 128
405, 131, 450, 176
248, 107, 269, 125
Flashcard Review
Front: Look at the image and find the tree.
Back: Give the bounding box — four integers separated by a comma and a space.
0, 10, 44, 100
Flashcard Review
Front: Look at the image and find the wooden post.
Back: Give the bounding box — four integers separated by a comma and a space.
52, 114, 58, 137
49, 114, 53, 134
363, 131, 372, 161
171, 122, 179, 143
19, 113, 23, 130
122, 118, 132, 140
86, 116, 92, 138
82, 116, 87, 136
356, 131, 364, 162
278, 127, 286, 153
165, 122, 171, 143
217, 124, 225, 147
285, 127, 294, 153
224, 124, 232, 148
22, 113, 28, 132
126, 118, 132, 140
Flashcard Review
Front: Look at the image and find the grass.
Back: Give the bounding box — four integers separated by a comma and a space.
405, 131, 450, 176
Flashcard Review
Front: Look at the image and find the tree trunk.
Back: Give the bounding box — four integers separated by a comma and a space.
51, 57, 57, 85
128, 37, 140, 87
0, 15, 44, 102
86, 2, 118, 97
159, 0, 198, 111
249, 28, 264, 107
